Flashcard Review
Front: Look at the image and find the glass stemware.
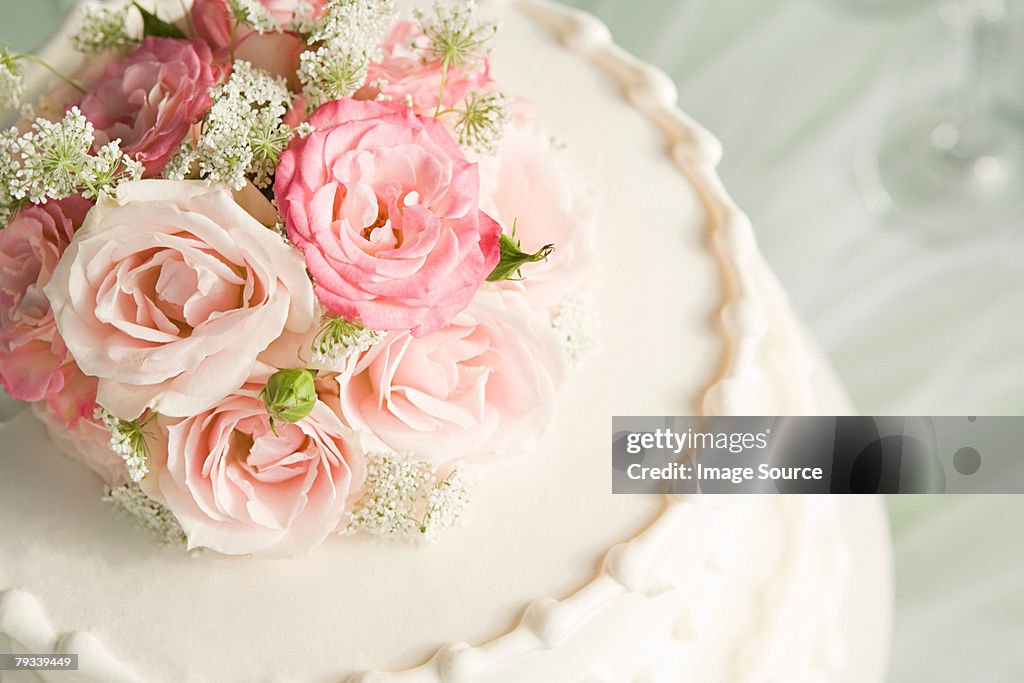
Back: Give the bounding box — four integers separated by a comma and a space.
858, 0, 1024, 241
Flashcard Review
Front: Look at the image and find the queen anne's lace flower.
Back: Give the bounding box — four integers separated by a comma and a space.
297, 46, 369, 109
455, 90, 509, 154
309, 0, 395, 51
73, 4, 136, 53
415, 1, 497, 70
228, 0, 281, 34
1, 107, 142, 208
190, 61, 294, 189
0, 46, 24, 109
288, 0, 319, 34
298, 0, 395, 110
311, 316, 381, 370
94, 407, 152, 483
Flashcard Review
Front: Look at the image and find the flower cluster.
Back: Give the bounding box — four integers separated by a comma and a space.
177, 60, 294, 188
228, 0, 282, 34
311, 316, 382, 370
94, 407, 153, 483
298, 0, 396, 109
2, 0, 597, 558
0, 46, 24, 109
0, 108, 142, 221
347, 453, 470, 540
73, 4, 138, 53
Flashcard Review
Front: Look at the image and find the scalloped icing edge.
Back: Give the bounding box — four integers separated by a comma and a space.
0, 1, 836, 682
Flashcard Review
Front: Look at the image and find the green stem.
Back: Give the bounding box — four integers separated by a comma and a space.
15, 54, 85, 94
433, 56, 450, 117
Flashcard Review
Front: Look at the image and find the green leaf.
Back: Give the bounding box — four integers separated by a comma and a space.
487, 231, 555, 282
132, 2, 187, 39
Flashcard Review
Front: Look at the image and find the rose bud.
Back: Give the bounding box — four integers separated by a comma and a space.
260, 368, 317, 430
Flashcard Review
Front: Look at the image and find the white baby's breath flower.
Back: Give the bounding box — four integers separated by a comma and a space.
552, 293, 600, 367
228, 0, 281, 34
421, 466, 470, 540
454, 90, 509, 154
346, 453, 471, 540
311, 315, 380, 369
0, 46, 25, 110
415, 1, 497, 69
104, 484, 187, 545
73, 3, 136, 53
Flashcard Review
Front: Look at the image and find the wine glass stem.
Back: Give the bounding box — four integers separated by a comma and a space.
965, 0, 1003, 114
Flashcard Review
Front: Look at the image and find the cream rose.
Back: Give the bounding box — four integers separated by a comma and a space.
44, 181, 315, 419
478, 119, 595, 309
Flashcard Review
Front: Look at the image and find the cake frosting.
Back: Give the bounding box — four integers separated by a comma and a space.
0, 0, 891, 681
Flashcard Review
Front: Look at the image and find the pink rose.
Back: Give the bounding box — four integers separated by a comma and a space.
0, 197, 97, 425
44, 181, 315, 420
78, 37, 221, 177
191, 0, 324, 83
142, 367, 364, 556
356, 21, 497, 115
339, 293, 565, 466
32, 402, 128, 487
479, 120, 595, 308
275, 98, 501, 336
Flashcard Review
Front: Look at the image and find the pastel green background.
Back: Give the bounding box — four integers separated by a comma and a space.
3, 1, 1023, 681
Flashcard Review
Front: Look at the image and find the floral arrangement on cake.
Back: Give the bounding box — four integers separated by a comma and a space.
0, 0, 596, 556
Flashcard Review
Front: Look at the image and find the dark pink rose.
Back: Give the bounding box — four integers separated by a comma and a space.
275, 98, 501, 336
191, 0, 323, 83
78, 37, 221, 177
0, 197, 97, 425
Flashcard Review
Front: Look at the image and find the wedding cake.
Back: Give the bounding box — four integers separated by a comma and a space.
0, 0, 891, 681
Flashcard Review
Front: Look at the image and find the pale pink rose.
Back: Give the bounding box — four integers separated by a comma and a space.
356, 21, 497, 115
0, 197, 97, 425
275, 98, 501, 336
339, 293, 565, 466
77, 37, 221, 177
191, 0, 324, 83
32, 402, 129, 487
44, 180, 315, 420
141, 367, 364, 556
478, 120, 595, 308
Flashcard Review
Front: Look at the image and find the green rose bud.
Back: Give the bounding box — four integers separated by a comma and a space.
260, 369, 317, 432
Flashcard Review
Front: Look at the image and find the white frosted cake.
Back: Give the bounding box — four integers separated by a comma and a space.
0, 1, 891, 682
